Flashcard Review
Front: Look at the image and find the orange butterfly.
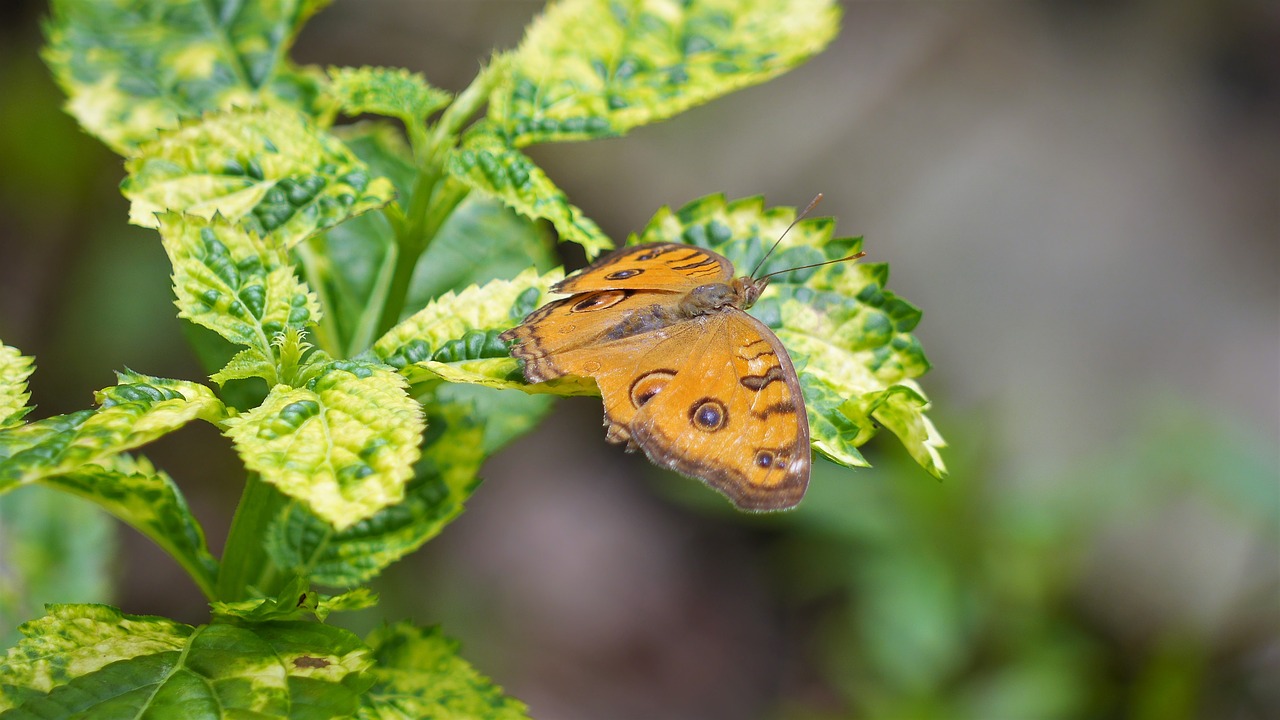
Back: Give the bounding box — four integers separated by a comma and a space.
501, 226, 862, 511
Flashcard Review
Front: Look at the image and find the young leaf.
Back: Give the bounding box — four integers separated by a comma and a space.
0, 604, 371, 718
490, 0, 841, 146
123, 107, 395, 249
374, 267, 591, 395
211, 576, 378, 623
43, 0, 331, 154
447, 123, 612, 258
159, 213, 322, 370
0, 343, 35, 429
265, 401, 484, 587
328, 67, 452, 128
223, 360, 425, 531
42, 454, 220, 600
359, 623, 530, 720
0, 371, 226, 492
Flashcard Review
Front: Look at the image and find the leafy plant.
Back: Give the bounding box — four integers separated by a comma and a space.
0, 0, 943, 715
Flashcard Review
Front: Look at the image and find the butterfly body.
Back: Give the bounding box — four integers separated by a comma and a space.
500, 242, 810, 511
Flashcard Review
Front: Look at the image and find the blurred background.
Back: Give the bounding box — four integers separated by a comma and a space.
1, 1, 1277, 718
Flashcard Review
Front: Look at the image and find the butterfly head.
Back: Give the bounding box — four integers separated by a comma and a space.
733, 275, 768, 309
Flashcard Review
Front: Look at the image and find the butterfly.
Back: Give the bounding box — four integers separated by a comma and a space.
500, 228, 862, 511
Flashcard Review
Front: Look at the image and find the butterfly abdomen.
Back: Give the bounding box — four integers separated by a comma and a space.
603, 299, 684, 340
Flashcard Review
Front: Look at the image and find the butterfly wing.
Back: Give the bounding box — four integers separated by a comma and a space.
625, 310, 811, 511
553, 243, 734, 294
501, 241, 810, 510
502, 288, 686, 383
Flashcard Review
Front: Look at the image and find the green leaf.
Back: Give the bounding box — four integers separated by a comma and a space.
43, 0, 331, 154
843, 382, 947, 479
41, 454, 219, 600
266, 401, 484, 587
491, 0, 840, 145
0, 604, 189, 713
0, 343, 35, 429
160, 212, 322, 371
359, 623, 530, 720
123, 107, 395, 249
328, 66, 451, 126
211, 576, 378, 623
223, 360, 424, 531
335, 121, 418, 212
406, 195, 560, 313
374, 267, 591, 395
434, 383, 555, 455
0, 604, 371, 718
0, 371, 226, 493
211, 347, 278, 387
447, 123, 612, 258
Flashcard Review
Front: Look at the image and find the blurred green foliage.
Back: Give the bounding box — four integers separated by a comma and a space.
760, 401, 1279, 719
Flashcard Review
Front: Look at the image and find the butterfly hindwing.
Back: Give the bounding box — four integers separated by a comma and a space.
625, 310, 810, 510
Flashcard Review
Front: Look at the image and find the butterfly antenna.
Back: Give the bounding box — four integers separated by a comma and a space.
757, 249, 866, 283
750, 193, 825, 279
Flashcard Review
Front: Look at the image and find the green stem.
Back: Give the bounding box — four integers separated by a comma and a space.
295, 239, 342, 357
216, 473, 287, 601
348, 240, 399, 356
375, 166, 439, 334
372, 61, 500, 337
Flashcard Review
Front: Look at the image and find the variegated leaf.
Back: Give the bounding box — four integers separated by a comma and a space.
359, 623, 530, 720
265, 401, 484, 587
328, 66, 452, 125
447, 123, 612, 258
0, 604, 370, 716
0, 371, 226, 492
0, 344, 35, 429
223, 360, 424, 530
124, 107, 394, 248
491, 0, 840, 145
159, 213, 321, 367
42, 454, 219, 599
43, 0, 331, 154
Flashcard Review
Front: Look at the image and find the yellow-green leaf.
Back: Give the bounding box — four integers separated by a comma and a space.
374, 267, 593, 395
0, 604, 370, 716
328, 66, 452, 125
491, 0, 840, 145
159, 213, 321, 369
0, 371, 226, 493
42, 454, 219, 599
43, 0, 332, 154
124, 107, 395, 248
359, 623, 530, 720
0, 344, 35, 429
266, 401, 485, 587
447, 123, 612, 258
223, 360, 424, 531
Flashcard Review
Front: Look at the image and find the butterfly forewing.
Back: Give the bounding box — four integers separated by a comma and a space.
553, 243, 734, 294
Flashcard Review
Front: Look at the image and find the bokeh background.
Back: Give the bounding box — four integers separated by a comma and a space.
1, 1, 1277, 718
